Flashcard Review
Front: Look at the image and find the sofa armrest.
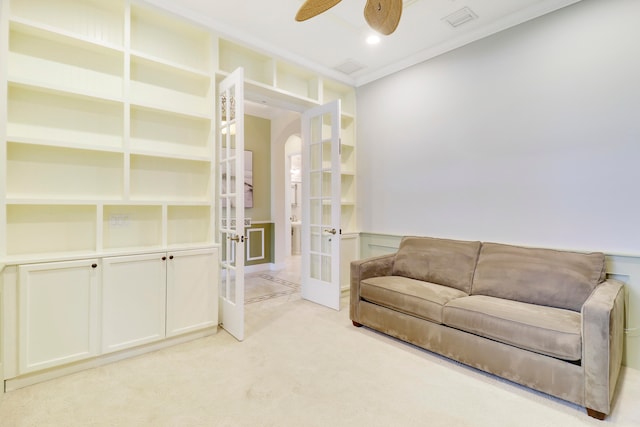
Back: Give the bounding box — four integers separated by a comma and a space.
581, 279, 625, 415
350, 254, 395, 323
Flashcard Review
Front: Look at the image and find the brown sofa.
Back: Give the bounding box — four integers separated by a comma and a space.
350, 236, 625, 420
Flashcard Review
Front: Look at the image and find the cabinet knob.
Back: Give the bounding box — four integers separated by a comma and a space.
169, 255, 174, 260
162, 256, 167, 261
91, 263, 98, 269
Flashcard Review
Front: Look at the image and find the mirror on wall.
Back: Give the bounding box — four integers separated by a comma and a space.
290, 153, 301, 211
289, 153, 302, 255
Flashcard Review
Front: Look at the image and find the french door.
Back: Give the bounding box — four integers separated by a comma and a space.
218, 68, 245, 341
301, 100, 342, 310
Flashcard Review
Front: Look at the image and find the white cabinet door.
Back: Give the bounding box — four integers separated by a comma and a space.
18, 259, 99, 374
166, 248, 218, 337
101, 253, 167, 353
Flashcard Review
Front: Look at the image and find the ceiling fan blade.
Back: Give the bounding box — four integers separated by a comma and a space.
295, 0, 342, 21
364, 0, 403, 35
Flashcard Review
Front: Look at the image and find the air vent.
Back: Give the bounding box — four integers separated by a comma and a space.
334, 59, 366, 75
443, 7, 478, 28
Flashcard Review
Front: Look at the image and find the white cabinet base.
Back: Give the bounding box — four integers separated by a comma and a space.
2, 247, 220, 391
4, 326, 217, 392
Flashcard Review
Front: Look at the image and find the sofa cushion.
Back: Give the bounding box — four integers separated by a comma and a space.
443, 295, 582, 361
392, 236, 481, 294
361, 276, 468, 324
471, 243, 606, 311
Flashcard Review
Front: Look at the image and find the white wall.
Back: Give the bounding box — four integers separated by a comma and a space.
356, 0, 640, 255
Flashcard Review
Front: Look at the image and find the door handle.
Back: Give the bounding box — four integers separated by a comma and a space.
324, 228, 337, 235
228, 235, 245, 243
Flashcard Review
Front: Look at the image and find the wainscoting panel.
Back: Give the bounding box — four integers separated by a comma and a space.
360, 233, 640, 370
607, 255, 640, 369
246, 228, 265, 262
245, 222, 273, 267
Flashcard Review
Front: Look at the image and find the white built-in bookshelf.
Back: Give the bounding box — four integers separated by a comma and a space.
3, 0, 217, 262
1, 0, 356, 262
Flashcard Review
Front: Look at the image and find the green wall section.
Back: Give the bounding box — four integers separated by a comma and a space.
245, 223, 274, 266
244, 115, 271, 222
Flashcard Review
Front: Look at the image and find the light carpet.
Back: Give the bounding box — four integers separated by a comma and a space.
1, 293, 639, 427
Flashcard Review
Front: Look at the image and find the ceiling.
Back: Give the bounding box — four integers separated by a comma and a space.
146, 0, 583, 87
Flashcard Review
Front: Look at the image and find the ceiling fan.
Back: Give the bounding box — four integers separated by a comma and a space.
295, 0, 403, 36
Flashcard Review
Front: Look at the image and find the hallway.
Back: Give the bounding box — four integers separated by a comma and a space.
245, 256, 301, 304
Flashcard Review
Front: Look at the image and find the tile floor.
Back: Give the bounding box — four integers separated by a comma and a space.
244, 255, 301, 304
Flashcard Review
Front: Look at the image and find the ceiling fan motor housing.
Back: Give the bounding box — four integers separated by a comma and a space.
364, 0, 403, 35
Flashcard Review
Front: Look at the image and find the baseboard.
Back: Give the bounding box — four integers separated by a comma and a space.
244, 263, 279, 274
268, 262, 284, 271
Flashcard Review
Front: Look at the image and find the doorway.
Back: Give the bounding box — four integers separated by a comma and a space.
285, 137, 302, 258
246, 99, 343, 310
242, 103, 302, 305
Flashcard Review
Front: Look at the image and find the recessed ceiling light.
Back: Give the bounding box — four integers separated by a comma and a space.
366, 34, 381, 45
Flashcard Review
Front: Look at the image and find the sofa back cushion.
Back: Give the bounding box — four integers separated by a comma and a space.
471, 242, 606, 311
392, 236, 481, 294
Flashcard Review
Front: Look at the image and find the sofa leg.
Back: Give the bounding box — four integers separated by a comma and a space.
586, 408, 606, 420
352, 320, 363, 327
